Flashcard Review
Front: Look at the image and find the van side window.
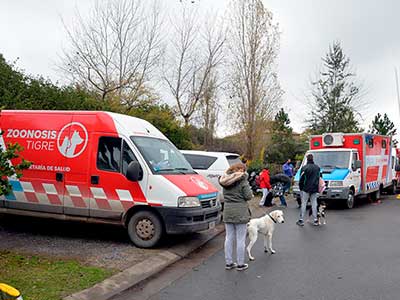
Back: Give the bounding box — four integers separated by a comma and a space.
122, 141, 138, 176
352, 152, 358, 163
183, 154, 217, 170
368, 138, 374, 148
97, 137, 122, 172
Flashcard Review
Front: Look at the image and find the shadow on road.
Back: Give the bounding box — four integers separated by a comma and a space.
0, 213, 205, 249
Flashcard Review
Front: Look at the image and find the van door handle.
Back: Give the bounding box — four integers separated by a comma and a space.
91, 175, 99, 185
56, 172, 64, 182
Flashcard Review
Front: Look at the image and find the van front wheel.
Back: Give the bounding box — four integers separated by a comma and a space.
345, 191, 355, 209
128, 211, 163, 248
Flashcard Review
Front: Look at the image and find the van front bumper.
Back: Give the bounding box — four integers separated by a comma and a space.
293, 187, 350, 201
319, 187, 350, 200
157, 205, 221, 234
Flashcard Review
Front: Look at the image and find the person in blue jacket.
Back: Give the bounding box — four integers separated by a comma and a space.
281, 159, 294, 205
282, 159, 294, 179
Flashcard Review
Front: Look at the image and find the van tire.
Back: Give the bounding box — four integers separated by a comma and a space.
127, 211, 163, 248
389, 182, 397, 195
345, 190, 355, 209
371, 189, 381, 202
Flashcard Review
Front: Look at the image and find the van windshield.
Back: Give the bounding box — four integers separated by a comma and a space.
306, 151, 351, 169
131, 136, 195, 174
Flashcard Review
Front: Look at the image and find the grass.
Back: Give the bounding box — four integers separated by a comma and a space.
0, 250, 115, 300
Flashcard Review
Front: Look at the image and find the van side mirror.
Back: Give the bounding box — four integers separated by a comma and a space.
396, 164, 400, 172
352, 160, 362, 171
355, 160, 362, 169
126, 161, 143, 181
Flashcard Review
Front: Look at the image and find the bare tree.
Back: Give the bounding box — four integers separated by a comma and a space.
193, 73, 221, 148
59, 0, 163, 107
227, 0, 283, 159
163, 6, 225, 127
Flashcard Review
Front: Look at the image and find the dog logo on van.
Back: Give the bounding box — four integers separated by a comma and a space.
190, 176, 209, 190
57, 122, 88, 158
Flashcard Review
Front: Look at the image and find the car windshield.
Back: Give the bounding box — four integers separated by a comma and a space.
305, 151, 351, 169
130, 136, 195, 174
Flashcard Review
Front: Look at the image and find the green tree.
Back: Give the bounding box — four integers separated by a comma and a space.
127, 102, 192, 149
0, 134, 31, 195
307, 42, 362, 134
0, 54, 107, 111
266, 108, 297, 164
369, 113, 398, 146
0, 54, 192, 148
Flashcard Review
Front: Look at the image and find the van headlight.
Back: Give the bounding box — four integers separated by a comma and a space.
178, 196, 201, 207
329, 181, 343, 187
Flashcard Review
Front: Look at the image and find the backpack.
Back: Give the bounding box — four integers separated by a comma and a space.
255, 175, 261, 187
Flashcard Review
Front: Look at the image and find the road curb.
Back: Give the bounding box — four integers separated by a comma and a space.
64, 225, 225, 300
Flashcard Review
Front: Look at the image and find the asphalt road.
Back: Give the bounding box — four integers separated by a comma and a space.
137, 195, 400, 300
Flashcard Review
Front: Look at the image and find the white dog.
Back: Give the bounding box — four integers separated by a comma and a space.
246, 210, 285, 261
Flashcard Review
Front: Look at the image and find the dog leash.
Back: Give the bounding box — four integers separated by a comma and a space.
268, 213, 277, 223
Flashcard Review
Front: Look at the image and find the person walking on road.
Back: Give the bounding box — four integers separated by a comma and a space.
219, 163, 253, 271
279, 159, 294, 207
259, 165, 273, 207
297, 154, 320, 226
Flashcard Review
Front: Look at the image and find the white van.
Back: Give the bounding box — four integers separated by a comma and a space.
180, 150, 242, 203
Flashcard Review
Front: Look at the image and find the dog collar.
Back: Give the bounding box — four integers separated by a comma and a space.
268, 213, 277, 223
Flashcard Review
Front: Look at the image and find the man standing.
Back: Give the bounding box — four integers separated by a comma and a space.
297, 154, 320, 226
281, 158, 294, 203
282, 159, 294, 179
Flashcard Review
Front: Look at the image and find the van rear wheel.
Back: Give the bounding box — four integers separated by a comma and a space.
371, 189, 381, 202
389, 182, 397, 195
128, 211, 163, 248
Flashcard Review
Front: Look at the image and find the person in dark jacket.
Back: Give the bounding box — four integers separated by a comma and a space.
270, 173, 290, 207
219, 163, 253, 271
297, 154, 320, 226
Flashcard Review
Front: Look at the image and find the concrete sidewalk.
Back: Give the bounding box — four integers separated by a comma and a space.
64, 196, 287, 300
64, 224, 225, 300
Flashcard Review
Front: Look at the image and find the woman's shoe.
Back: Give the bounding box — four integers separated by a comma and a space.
236, 264, 249, 271
225, 263, 237, 270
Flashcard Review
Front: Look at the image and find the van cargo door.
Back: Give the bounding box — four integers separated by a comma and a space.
1, 111, 71, 214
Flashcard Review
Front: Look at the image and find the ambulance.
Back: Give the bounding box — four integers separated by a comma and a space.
393, 148, 400, 192
0, 110, 221, 248
293, 132, 397, 209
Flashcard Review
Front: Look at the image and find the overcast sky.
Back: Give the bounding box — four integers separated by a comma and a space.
1, 0, 399, 136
